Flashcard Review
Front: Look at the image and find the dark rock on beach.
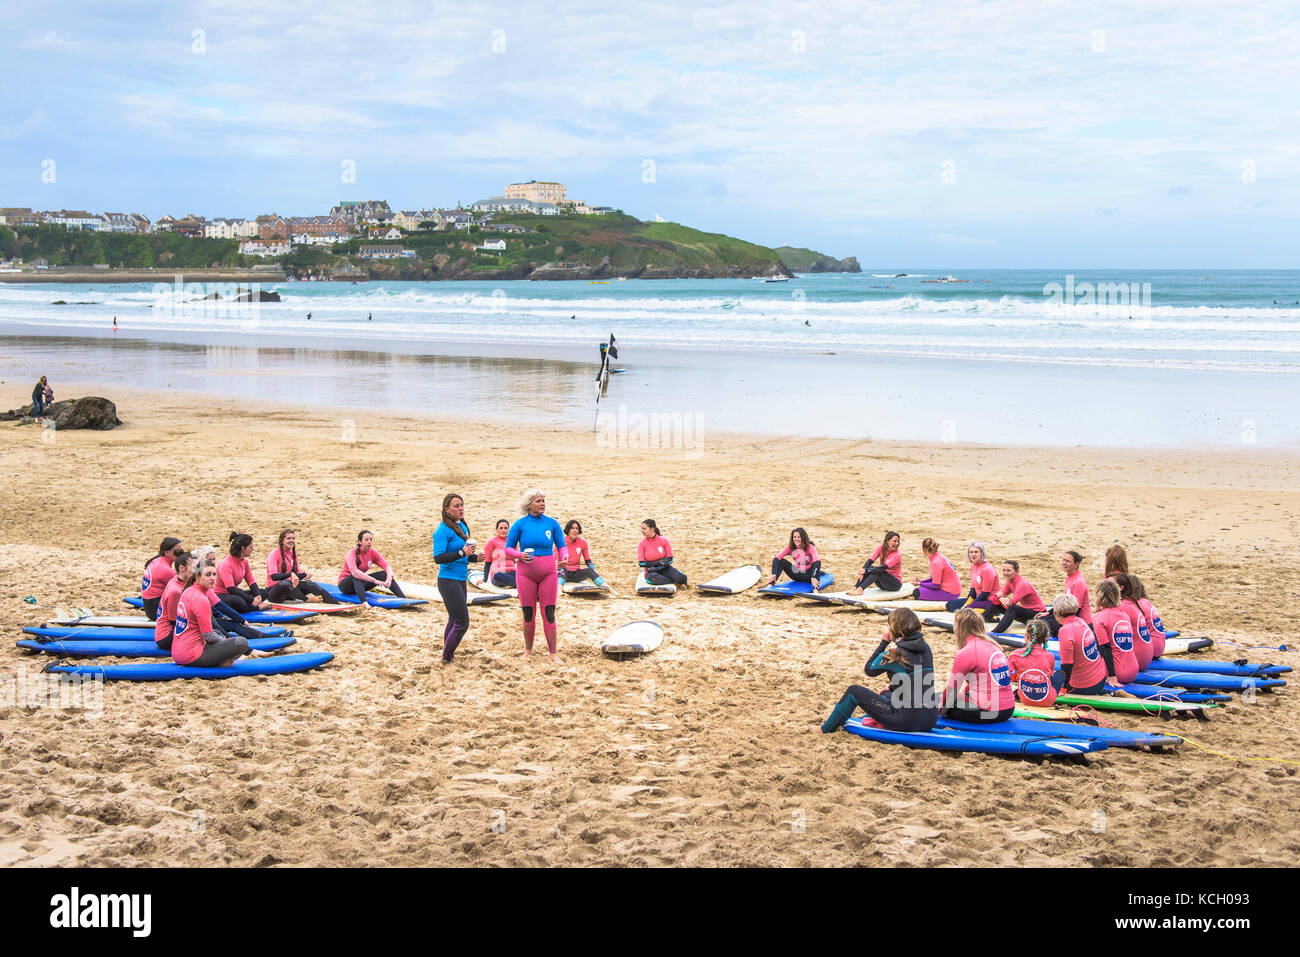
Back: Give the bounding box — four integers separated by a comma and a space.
2, 396, 122, 430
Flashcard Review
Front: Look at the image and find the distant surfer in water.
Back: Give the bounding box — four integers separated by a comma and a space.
767, 528, 822, 589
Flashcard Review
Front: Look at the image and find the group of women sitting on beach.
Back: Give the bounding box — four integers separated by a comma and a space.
134, 488, 693, 669
818, 544, 1169, 733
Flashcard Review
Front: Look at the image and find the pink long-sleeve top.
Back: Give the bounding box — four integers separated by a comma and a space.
999, 574, 1046, 612
944, 636, 1015, 713
141, 555, 175, 600
1056, 616, 1107, 689
869, 544, 901, 580
339, 546, 390, 584
172, 582, 215, 666
776, 544, 820, 573
1065, 569, 1093, 623
1092, 606, 1139, 683
216, 555, 257, 595
925, 552, 960, 594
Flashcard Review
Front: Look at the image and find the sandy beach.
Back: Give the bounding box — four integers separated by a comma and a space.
1, 383, 1298, 867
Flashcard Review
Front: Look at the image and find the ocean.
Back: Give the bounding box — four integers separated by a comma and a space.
2, 270, 1297, 448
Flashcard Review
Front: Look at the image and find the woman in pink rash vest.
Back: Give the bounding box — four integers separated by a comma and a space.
945, 541, 1000, 613
941, 608, 1014, 723
155, 551, 196, 650
988, 559, 1046, 635
483, 518, 517, 589
1007, 619, 1058, 708
910, 538, 961, 602
1091, 578, 1139, 684
1049, 593, 1108, 695
847, 531, 902, 595
1125, 573, 1166, 659
560, 519, 600, 584
338, 530, 407, 603
766, 527, 823, 589
216, 532, 267, 614
140, 536, 184, 621
1113, 573, 1156, 670
172, 559, 272, 667
1036, 550, 1094, 637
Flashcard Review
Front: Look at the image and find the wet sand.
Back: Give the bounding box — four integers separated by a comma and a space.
1, 383, 1297, 866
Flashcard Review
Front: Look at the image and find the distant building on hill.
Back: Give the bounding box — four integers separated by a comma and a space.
44, 210, 104, 231
289, 215, 353, 240
357, 244, 414, 259
506, 180, 567, 204
0, 208, 40, 227
331, 200, 393, 225
239, 239, 292, 257
256, 215, 290, 240
104, 212, 151, 233
475, 239, 507, 253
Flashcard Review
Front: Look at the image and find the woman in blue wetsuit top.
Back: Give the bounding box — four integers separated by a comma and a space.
432, 492, 479, 666
505, 489, 567, 663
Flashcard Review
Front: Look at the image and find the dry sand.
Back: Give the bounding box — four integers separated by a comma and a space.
1, 383, 1298, 866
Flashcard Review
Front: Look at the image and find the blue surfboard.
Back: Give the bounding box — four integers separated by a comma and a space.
843, 718, 1106, 756
48, 651, 334, 681
24, 624, 289, 641
122, 596, 315, 624
935, 716, 1178, 750
757, 573, 834, 597
17, 636, 295, 657
317, 582, 427, 608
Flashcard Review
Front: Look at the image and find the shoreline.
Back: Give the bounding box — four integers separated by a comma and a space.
3, 331, 1297, 451
0, 267, 286, 284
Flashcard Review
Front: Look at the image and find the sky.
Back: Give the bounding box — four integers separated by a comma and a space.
1, 0, 1297, 267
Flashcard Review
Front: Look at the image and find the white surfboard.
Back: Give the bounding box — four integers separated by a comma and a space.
923, 610, 1025, 634
266, 599, 365, 614
635, 571, 676, 596
602, 620, 664, 657
562, 576, 610, 596
697, 564, 762, 594
48, 613, 157, 628
398, 579, 512, 606
468, 569, 518, 598
866, 599, 953, 613
803, 585, 911, 607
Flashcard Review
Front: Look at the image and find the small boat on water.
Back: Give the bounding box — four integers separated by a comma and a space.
764, 276, 790, 283
589, 280, 609, 284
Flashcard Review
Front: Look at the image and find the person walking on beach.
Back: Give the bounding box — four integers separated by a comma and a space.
31, 376, 49, 418
506, 490, 567, 662
820, 607, 939, 733
637, 519, 688, 588
433, 493, 479, 666
946, 541, 1000, 612
847, 531, 902, 595
910, 538, 962, 603
767, 527, 823, 589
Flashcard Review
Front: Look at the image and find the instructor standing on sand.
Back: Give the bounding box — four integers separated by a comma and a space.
432, 493, 478, 666
506, 489, 567, 663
